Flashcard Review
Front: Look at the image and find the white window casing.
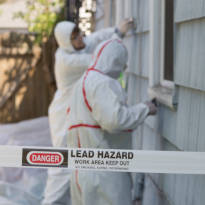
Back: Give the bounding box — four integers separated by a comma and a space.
149, 0, 178, 110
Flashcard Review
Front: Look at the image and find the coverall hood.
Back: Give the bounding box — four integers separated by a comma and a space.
90, 39, 128, 79
54, 21, 76, 53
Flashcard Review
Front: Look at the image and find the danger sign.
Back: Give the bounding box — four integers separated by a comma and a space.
27, 151, 63, 165
22, 148, 68, 167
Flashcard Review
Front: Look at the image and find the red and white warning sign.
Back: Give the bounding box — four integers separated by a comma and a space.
22, 148, 68, 167
26, 151, 64, 166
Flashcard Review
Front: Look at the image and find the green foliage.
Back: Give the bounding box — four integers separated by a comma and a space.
14, 0, 65, 44
118, 72, 126, 89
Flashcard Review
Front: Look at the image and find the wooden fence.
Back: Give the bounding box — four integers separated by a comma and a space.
0, 32, 57, 123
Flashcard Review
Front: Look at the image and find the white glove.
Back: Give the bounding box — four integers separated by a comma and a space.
144, 101, 157, 115
117, 18, 135, 37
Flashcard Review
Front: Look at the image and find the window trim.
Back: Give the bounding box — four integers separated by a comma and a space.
160, 0, 174, 88
149, 0, 177, 110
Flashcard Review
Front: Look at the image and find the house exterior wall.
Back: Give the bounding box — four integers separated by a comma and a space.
97, 0, 205, 204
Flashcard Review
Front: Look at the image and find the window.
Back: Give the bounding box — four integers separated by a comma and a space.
149, 0, 177, 109
161, 0, 174, 87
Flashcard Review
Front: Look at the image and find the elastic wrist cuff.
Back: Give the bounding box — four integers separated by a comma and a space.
114, 27, 125, 38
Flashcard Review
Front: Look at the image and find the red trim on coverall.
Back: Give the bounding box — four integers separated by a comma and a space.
82, 68, 104, 112
82, 39, 115, 112
76, 131, 82, 194
75, 170, 82, 194
66, 107, 70, 114
91, 39, 113, 68
69, 123, 101, 130
71, 40, 132, 193
73, 41, 117, 194
70, 40, 133, 132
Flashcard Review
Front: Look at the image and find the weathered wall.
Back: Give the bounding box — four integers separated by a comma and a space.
109, 0, 205, 205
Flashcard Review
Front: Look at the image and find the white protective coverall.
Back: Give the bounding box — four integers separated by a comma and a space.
66, 39, 150, 205
43, 21, 119, 205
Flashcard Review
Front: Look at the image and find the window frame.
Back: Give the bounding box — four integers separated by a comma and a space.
149, 0, 177, 110
160, 0, 174, 89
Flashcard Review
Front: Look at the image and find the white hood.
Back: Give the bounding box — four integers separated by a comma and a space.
90, 39, 128, 79
54, 21, 76, 53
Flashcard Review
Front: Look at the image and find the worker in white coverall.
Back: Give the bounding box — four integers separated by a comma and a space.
66, 39, 157, 205
42, 19, 134, 205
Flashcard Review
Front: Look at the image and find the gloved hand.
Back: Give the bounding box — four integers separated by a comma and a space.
145, 101, 157, 115
118, 18, 135, 37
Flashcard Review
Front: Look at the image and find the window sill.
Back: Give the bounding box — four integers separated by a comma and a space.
148, 85, 178, 111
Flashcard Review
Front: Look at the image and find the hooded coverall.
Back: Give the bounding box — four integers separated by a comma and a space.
66, 39, 150, 205
42, 21, 119, 205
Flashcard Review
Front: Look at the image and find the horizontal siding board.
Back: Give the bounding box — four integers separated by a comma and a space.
160, 174, 176, 205
132, 126, 143, 149
142, 123, 162, 150
125, 32, 149, 78
197, 175, 205, 204
124, 0, 133, 18
175, 0, 205, 23
154, 174, 205, 205
174, 18, 205, 91
142, 175, 164, 205
123, 36, 137, 74
119, 0, 149, 32
158, 105, 177, 147
173, 175, 205, 205
187, 90, 201, 151
148, 139, 180, 205
147, 146, 205, 205
176, 86, 205, 151
144, 113, 159, 132
163, 138, 180, 151
115, 0, 125, 25
160, 174, 204, 205
126, 76, 149, 105
126, 74, 140, 105
174, 175, 190, 205
139, 78, 149, 102
138, 32, 149, 78
137, 0, 149, 32
175, 87, 191, 150
197, 91, 205, 151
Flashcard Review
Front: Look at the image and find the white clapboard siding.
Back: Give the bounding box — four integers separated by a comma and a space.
123, 36, 135, 73
125, 32, 149, 78
142, 123, 162, 151
174, 175, 190, 205
143, 139, 180, 205
161, 174, 176, 205
176, 87, 205, 152
175, 87, 191, 150
156, 140, 178, 205
159, 105, 177, 147
142, 175, 166, 205
136, 0, 149, 33
114, 1, 205, 205
175, 18, 205, 91
197, 90, 205, 151
115, 0, 124, 25
175, 0, 205, 23
127, 76, 149, 105
126, 74, 141, 105
173, 175, 205, 205
124, 0, 133, 18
